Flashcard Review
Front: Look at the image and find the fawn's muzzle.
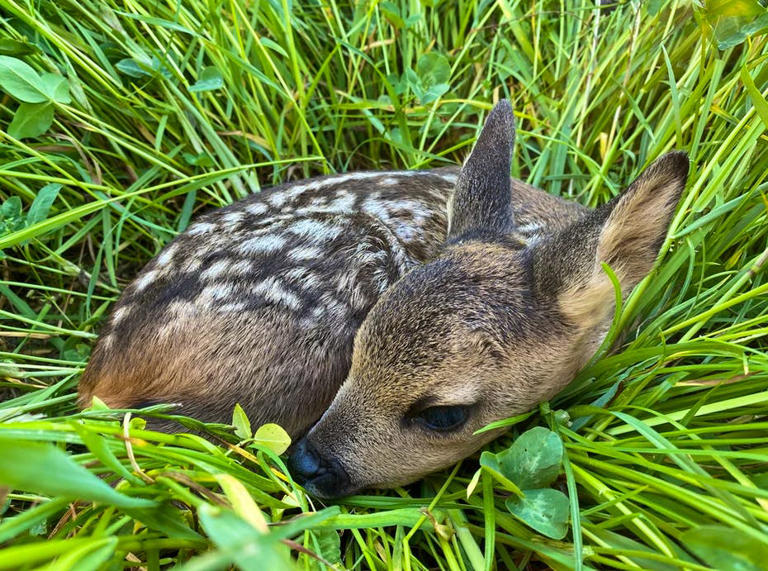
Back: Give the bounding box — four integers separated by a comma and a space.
288, 438, 351, 499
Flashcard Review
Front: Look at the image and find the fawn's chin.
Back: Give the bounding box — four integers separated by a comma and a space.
302, 476, 359, 500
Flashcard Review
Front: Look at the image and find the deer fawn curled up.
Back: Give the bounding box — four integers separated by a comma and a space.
78, 101, 688, 499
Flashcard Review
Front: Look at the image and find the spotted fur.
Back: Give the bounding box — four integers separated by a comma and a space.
79, 101, 688, 499
79, 151, 584, 434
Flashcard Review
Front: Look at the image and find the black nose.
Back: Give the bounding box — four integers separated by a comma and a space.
288, 439, 321, 481
288, 438, 352, 499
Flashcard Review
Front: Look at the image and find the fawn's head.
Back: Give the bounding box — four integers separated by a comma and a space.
289, 101, 688, 498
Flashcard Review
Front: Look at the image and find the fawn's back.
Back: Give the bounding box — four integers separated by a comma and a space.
78, 164, 585, 435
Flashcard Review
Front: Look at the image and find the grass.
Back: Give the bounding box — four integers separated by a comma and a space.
1, 0, 767, 568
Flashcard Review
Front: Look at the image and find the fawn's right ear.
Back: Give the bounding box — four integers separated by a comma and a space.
536, 152, 689, 331
447, 100, 516, 242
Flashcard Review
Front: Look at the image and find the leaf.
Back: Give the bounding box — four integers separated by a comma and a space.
645, 0, 667, 15
407, 52, 450, 104
37, 536, 118, 571
1, 196, 22, 221
478, 451, 524, 496
197, 504, 292, 570
189, 66, 224, 92
702, 0, 768, 49
381, 2, 405, 29
115, 58, 148, 78
0, 538, 113, 570
505, 488, 570, 540
87, 395, 111, 411
183, 152, 215, 167
416, 52, 451, 88
252, 423, 291, 455
116, 56, 169, 79
232, 403, 252, 440
466, 468, 482, 499
496, 427, 564, 489
260, 38, 288, 57
680, 526, 768, 570
741, 66, 768, 131
26, 183, 61, 226
0, 56, 48, 102
7, 102, 54, 139
0, 436, 155, 508
71, 422, 144, 486
1, 196, 25, 236
0, 497, 71, 544
420, 83, 449, 104
0, 39, 39, 57
215, 473, 269, 532
307, 528, 341, 570
125, 504, 202, 540
115, 11, 197, 35
40, 72, 71, 104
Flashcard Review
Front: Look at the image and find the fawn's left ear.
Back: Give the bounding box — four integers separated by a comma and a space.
447, 100, 516, 242
537, 151, 689, 328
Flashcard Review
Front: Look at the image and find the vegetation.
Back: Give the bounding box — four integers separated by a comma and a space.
1, 0, 767, 568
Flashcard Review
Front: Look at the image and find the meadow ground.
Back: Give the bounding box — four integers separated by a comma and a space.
1, 0, 768, 569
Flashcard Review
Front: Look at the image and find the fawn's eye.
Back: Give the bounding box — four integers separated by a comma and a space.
412, 405, 469, 432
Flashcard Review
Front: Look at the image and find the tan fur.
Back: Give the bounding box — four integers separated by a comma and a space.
79, 101, 688, 498
290, 103, 688, 498
79, 153, 584, 436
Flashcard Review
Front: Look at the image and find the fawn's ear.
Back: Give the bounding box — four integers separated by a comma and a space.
447, 100, 516, 241
536, 152, 689, 329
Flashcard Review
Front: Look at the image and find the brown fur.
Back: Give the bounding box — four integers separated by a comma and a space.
78, 135, 584, 437
79, 101, 688, 498
291, 102, 688, 498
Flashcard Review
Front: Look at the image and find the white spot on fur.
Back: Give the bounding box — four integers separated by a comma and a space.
252, 216, 278, 227
230, 260, 252, 274
196, 283, 235, 307
134, 270, 159, 292
218, 301, 248, 312
312, 305, 326, 319
296, 192, 357, 216
324, 297, 347, 319
379, 177, 399, 186
186, 222, 216, 236
201, 259, 232, 281
155, 244, 177, 269
251, 277, 301, 310
525, 235, 542, 247
330, 191, 356, 211
111, 306, 129, 325
361, 196, 432, 242
287, 218, 343, 242
288, 246, 323, 260
245, 202, 268, 216
284, 267, 320, 290
516, 223, 542, 235
438, 172, 459, 184
238, 234, 288, 255
183, 257, 203, 272
267, 191, 288, 208
221, 211, 244, 225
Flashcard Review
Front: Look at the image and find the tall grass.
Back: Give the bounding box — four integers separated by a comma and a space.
0, 0, 767, 569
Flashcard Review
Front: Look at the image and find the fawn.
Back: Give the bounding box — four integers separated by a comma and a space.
79, 101, 688, 498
